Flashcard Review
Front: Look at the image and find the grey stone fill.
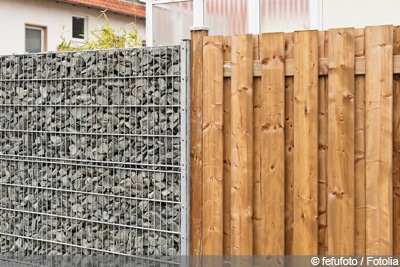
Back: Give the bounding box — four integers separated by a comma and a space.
0, 47, 183, 257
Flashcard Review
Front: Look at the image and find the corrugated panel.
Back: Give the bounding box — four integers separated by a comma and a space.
153, 2, 193, 46
261, 0, 310, 32
205, 0, 248, 36
152, 0, 310, 45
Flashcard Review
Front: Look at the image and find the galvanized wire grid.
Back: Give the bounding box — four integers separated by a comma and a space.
0, 44, 189, 262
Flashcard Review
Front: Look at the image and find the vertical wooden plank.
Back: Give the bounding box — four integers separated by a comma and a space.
259, 32, 285, 255
365, 25, 393, 255
318, 30, 329, 256
202, 36, 224, 255
293, 30, 319, 255
327, 28, 355, 255
222, 36, 232, 256
231, 34, 254, 256
354, 28, 366, 256
190, 29, 208, 256
252, 34, 262, 256
284, 32, 295, 255
393, 26, 400, 255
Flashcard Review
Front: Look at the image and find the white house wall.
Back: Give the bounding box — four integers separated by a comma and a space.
0, 0, 145, 55
322, 0, 400, 30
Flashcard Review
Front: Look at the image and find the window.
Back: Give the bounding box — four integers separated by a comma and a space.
72, 16, 86, 40
25, 26, 46, 53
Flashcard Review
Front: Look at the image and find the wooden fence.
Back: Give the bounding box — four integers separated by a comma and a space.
190, 25, 400, 256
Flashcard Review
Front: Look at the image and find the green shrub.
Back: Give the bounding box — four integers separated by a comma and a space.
58, 10, 142, 51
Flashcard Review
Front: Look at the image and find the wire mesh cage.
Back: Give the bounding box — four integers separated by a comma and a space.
0, 43, 190, 264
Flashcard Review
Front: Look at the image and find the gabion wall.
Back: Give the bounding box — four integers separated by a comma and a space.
0, 45, 189, 259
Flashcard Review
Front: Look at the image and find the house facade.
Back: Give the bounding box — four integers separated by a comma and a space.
3, 0, 400, 53
0, 0, 146, 55
322, 0, 400, 29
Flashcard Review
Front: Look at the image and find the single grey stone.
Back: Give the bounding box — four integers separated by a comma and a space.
71, 204, 83, 213
154, 182, 166, 190
56, 232, 66, 242
111, 185, 124, 195
87, 203, 99, 212
134, 236, 143, 249
69, 144, 79, 156
50, 136, 62, 147
140, 54, 153, 66
168, 221, 180, 232
96, 85, 111, 97
70, 107, 93, 119
124, 95, 141, 105
148, 236, 157, 247
102, 176, 113, 189
168, 248, 178, 256
118, 139, 129, 150
135, 78, 148, 88
102, 211, 110, 221
97, 143, 108, 154
97, 230, 108, 241
76, 94, 92, 102
96, 95, 108, 105
86, 195, 95, 204
111, 91, 124, 105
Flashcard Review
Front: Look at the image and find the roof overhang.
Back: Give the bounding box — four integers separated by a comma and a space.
57, 0, 146, 18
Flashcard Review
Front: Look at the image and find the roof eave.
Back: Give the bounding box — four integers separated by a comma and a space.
56, 0, 146, 18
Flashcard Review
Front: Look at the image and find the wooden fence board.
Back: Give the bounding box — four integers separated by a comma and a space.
222, 36, 232, 256
293, 30, 319, 255
354, 28, 367, 255
190, 29, 208, 256
284, 32, 295, 255
365, 25, 393, 255
394, 26, 400, 255
252, 34, 263, 256
318, 30, 328, 255
230, 34, 254, 256
259, 32, 285, 255
327, 28, 355, 255
201, 35, 224, 255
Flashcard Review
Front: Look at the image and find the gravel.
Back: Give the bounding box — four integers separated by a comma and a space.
0, 47, 183, 257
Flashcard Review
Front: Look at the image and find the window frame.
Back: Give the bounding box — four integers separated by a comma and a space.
25, 24, 47, 53
72, 15, 87, 41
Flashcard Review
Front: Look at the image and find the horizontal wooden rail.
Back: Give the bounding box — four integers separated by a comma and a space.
223, 54, 400, 77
